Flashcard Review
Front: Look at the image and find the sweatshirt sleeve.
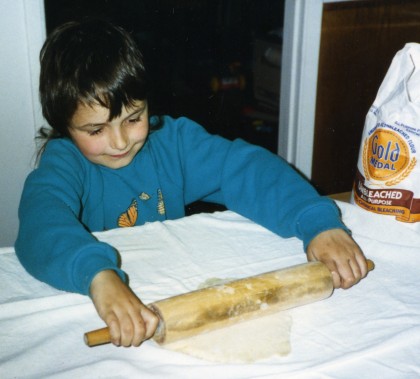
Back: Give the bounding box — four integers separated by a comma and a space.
165, 117, 347, 250
15, 141, 125, 295
217, 139, 347, 249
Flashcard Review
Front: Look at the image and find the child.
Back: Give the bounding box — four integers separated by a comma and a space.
16, 19, 368, 348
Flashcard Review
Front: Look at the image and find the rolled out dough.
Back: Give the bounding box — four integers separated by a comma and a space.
163, 278, 293, 363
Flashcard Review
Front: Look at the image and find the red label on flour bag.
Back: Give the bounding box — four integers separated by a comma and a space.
352, 43, 420, 226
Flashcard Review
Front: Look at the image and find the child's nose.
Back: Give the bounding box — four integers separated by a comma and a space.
110, 127, 128, 150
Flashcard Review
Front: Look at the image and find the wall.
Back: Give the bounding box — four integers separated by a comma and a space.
278, 0, 323, 179
0, 0, 45, 247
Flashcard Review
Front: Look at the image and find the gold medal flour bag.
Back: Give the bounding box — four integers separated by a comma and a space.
352, 43, 420, 227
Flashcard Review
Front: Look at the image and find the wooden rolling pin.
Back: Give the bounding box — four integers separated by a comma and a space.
84, 260, 374, 347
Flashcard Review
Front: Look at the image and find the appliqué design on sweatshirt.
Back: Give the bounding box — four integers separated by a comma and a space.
157, 189, 166, 216
117, 189, 166, 227
118, 199, 138, 227
139, 192, 151, 201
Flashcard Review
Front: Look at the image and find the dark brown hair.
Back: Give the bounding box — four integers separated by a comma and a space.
38, 18, 150, 144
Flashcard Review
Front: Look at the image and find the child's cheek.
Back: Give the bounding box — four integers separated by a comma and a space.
77, 137, 105, 157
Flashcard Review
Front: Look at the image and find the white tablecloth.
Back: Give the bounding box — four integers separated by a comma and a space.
1, 201, 419, 378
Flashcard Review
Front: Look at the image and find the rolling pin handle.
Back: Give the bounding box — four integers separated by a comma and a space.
84, 317, 164, 347
367, 259, 375, 272
84, 327, 111, 347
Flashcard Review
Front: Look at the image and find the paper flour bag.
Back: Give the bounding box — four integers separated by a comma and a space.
352, 43, 420, 229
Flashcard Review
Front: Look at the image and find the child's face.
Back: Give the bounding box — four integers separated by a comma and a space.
68, 100, 149, 169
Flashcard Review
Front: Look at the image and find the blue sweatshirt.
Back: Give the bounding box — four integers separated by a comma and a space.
15, 116, 346, 295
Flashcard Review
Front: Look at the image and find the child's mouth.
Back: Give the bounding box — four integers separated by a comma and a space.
110, 151, 130, 159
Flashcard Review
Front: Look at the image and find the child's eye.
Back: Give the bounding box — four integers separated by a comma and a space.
127, 116, 142, 124
88, 128, 103, 136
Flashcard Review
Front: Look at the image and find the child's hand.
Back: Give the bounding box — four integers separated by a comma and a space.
89, 270, 159, 347
306, 229, 368, 289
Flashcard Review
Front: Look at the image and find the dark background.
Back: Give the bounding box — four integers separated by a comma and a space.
44, 0, 284, 153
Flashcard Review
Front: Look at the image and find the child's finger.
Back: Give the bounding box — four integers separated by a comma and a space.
130, 316, 147, 347
141, 307, 160, 341
330, 270, 341, 289
107, 317, 122, 346
356, 254, 369, 278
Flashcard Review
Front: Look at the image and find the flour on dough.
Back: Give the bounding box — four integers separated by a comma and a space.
163, 278, 292, 363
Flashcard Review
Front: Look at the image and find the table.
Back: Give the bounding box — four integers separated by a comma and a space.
1, 201, 419, 378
